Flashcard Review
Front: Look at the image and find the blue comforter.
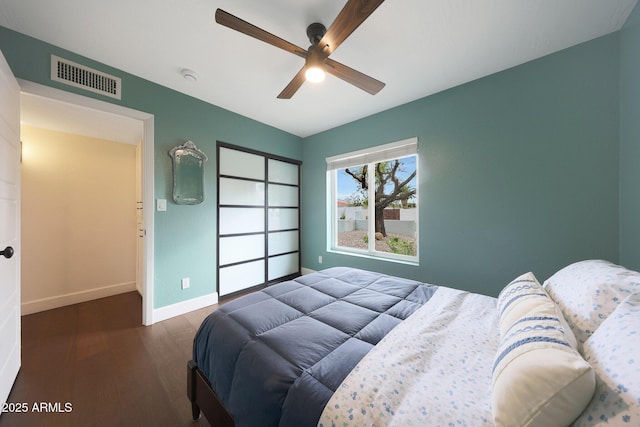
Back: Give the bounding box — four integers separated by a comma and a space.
193, 267, 437, 427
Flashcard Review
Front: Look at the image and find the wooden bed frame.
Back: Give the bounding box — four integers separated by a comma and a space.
187, 360, 236, 427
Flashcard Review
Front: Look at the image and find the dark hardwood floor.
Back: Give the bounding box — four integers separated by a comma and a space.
0, 292, 219, 427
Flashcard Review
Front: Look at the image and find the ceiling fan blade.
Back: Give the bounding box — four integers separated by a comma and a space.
277, 67, 307, 99
325, 58, 385, 95
318, 0, 385, 56
215, 9, 307, 59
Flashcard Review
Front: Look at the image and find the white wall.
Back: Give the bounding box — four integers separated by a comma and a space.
20, 126, 137, 314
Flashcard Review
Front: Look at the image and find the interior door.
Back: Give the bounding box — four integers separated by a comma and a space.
0, 50, 21, 405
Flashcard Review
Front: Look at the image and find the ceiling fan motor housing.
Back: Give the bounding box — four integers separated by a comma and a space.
306, 23, 327, 45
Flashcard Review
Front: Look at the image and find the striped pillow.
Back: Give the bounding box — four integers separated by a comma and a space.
497, 272, 577, 347
492, 272, 595, 427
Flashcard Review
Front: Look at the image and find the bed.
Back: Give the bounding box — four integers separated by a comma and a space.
187, 261, 640, 427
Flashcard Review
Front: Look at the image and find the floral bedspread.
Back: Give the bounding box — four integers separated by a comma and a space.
318, 286, 499, 427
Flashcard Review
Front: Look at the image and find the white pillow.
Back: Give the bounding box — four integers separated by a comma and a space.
571, 294, 640, 426
543, 260, 640, 347
493, 272, 595, 427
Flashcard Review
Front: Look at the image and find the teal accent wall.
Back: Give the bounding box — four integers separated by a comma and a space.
302, 34, 621, 297
2, 14, 635, 304
0, 26, 302, 309
620, 4, 640, 272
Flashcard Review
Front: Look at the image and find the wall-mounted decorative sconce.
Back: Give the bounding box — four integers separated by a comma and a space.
169, 140, 208, 205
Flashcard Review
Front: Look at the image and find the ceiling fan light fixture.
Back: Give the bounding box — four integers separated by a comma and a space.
305, 48, 326, 83
305, 66, 325, 83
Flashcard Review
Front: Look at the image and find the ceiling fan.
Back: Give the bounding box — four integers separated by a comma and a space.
215, 0, 386, 99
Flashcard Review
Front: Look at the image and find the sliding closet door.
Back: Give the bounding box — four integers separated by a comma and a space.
267, 159, 299, 281
217, 142, 301, 297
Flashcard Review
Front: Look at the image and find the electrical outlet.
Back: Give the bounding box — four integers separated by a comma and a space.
181, 277, 190, 290
318, 256, 323, 264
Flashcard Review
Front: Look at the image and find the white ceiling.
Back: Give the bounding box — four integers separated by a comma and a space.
1, 0, 637, 138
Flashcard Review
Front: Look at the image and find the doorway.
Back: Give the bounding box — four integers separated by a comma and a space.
18, 80, 155, 325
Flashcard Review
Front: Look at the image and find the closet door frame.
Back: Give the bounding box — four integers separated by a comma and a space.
216, 141, 301, 297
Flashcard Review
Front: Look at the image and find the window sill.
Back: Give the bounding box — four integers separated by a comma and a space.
327, 247, 419, 266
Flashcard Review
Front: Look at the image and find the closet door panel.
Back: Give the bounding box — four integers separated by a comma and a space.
268, 184, 298, 207
268, 208, 298, 231
220, 260, 265, 296
219, 208, 265, 235
219, 147, 264, 180
219, 178, 264, 206
268, 231, 298, 256
268, 159, 298, 185
220, 235, 265, 265
268, 253, 298, 281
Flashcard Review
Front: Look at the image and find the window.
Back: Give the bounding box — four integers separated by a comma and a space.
327, 138, 418, 264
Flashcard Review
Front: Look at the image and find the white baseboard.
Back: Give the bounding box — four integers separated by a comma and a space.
301, 267, 317, 275
151, 293, 218, 324
21, 281, 137, 315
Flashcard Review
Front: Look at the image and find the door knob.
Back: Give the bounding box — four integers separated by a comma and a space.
1, 246, 14, 259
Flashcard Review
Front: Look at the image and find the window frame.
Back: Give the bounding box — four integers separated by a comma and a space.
326, 138, 419, 265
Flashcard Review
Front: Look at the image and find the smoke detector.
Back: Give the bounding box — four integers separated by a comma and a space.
181, 69, 198, 82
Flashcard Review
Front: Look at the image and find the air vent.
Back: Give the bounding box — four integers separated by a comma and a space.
51, 55, 121, 99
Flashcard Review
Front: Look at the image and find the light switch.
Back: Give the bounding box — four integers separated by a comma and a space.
156, 199, 167, 211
